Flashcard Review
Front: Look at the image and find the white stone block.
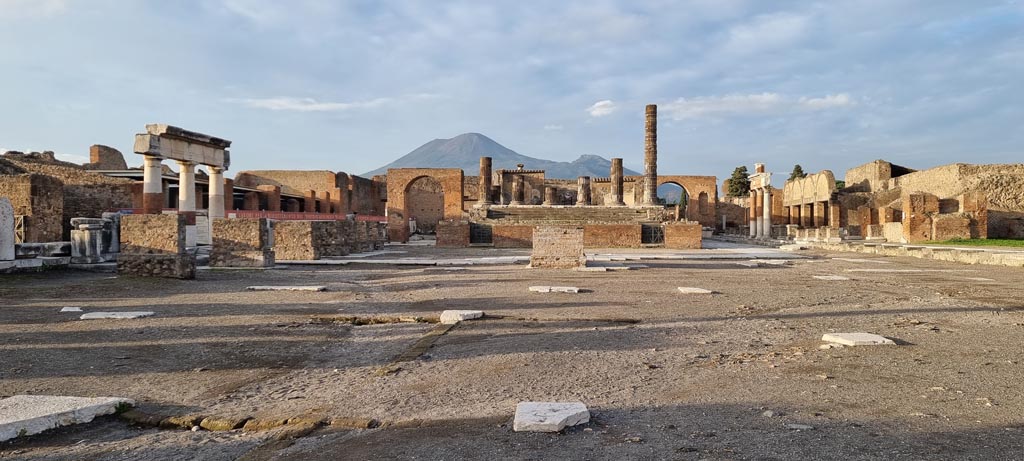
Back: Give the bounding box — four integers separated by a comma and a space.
440, 310, 484, 324
529, 286, 580, 293
0, 198, 13, 261
0, 395, 134, 442
513, 402, 590, 432
574, 267, 608, 272
60, 307, 83, 313
677, 287, 714, 294
813, 275, 850, 281
80, 312, 155, 320
246, 286, 327, 292
821, 333, 895, 346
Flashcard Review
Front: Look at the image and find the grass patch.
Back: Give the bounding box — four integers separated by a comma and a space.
925, 238, 1024, 248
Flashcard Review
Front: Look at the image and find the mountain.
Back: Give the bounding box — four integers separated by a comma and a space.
362, 133, 640, 179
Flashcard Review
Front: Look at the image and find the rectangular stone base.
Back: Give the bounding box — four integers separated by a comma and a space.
530, 226, 585, 269
209, 250, 275, 268
118, 253, 196, 279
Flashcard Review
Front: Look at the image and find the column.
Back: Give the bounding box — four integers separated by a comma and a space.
478, 157, 493, 206
802, 203, 812, 228
207, 166, 225, 219
642, 104, 658, 205
577, 176, 591, 206
610, 158, 625, 206
318, 191, 331, 213
762, 188, 772, 238
177, 161, 196, 212
813, 201, 825, 227
754, 189, 764, 238
793, 205, 802, 227
749, 190, 757, 237
304, 190, 317, 213
543, 186, 556, 206
142, 156, 163, 214
510, 175, 524, 205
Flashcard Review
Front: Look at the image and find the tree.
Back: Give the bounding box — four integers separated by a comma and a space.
789, 164, 807, 181
835, 180, 846, 189
727, 166, 751, 197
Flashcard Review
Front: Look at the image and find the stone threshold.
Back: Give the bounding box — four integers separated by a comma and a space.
805, 241, 1024, 267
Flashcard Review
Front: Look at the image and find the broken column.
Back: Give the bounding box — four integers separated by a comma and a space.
642, 104, 658, 205
543, 186, 556, 206
0, 198, 13, 262
478, 157, 492, 206
576, 176, 591, 206
610, 158, 625, 206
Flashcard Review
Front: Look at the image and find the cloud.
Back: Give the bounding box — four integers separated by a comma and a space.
0, 0, 69, 17
662, 93, 855, 120
226, 94, 439, 112
587, 100, 616, 117
55, 153, 88, 164
720, 12, 811, 56
543, 124, 564, 131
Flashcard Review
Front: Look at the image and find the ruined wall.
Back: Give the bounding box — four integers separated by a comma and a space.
463, 176, 481, 207
663, 222, 702, 249
210, 218, 274, 267
656, 175, 718, 228
349, 174, 383, 215
492, 225, 534, 248
583, 224, 641, 248
845, 160, 894, 192
234, 170, 337, 196
717, 195, 748, 230
436, 220, 470, 248
84, 145, 128, 170
530, 226, 585, 269
273, 220, 349, 260
406, 177, 445, 233
118, 214, 195, 279
0, 174, 63, 242
386, 168, 464, 242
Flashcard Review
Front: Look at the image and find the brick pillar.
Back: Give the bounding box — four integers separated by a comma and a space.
317, 190, 331, 213
243, 192, 259, 210
829, 202, 842, 228
142, 155, 164, 214
510, 175, 524, 205
258, 185, 282, 212
332, 187, 345, 215
224, 178, 234, 211
304, 190, 316, 213
813, 201, 826, 227
748, 190, 757, 237
802, 203, 812, 228
478, 157, 493, 206
642, 104, 658, 205
543, 186, 556, 206
285, 199, 300, 212
577, 176, 591, 206
610, 158, 625, 206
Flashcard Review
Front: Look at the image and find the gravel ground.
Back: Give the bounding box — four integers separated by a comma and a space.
1, 241, 1022, 460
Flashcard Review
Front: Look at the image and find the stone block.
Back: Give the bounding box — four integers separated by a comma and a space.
932, 215, 971, 241
821, 333, 895, 346
529, 286, 580, 293
677, 287, 714, 294
0, 395, 133, 442
0, 198, 13, 261
530, 226, 585, 269
663, 222, 702, 249
436, 220, 470, 248
813, 275, 850, 281
513, 402, 589, 432
492, 225, 534, 248
210, 218, 275, 267
583, 224, 641, 248
80, 312, 155, 320
439, 310, 484, 324
246, 286, 326, 292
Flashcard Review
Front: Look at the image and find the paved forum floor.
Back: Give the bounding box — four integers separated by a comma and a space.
1, 241, 1022, 460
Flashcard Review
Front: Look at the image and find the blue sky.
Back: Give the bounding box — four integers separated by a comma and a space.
0, 0, 1021, 182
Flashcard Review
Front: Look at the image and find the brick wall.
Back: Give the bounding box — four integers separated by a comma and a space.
0, 174, 65, 242
583, 224, 641, 248
530, 226, 585, 268
118, 213, 195, 278
492, 225, 534, 248
663, 222, 702, 249
436, 220, 470, 248
210, 218, 274, 267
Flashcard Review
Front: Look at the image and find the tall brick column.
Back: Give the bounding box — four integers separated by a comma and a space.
478, 157, 492, 206
142, 155, 164, 214
304, 190, 317, 213
642, 104, 658, 205
576, 176, 591, 206
610, 158, 625, 206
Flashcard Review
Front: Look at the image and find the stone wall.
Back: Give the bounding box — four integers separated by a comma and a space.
583, 224, 641, 248
84, 145, 128, 170
349, 174, 383, 216
663, 222, 702, 249
436, 220, 470, 248
0, 174, 64, 243
656, 175, 718, 228
386, 168, 464, 242
406, 177, 445, 233
273, 219, 384, 260
210, 218, 274, 267
492, 225, 534, 248
530, 226, 585, 269
118, 214, 195, 279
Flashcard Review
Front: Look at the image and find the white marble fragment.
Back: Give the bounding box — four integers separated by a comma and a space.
813, 275, 850, 281
821, 333, 895, 346
246, 286, 327, 292
677, 287, 714, 294
0, 395, 134, 442
439, 310, 484, 324
60, 307, 83, 313
513, 402, 590, 432
80, 312, 154, 320
529, 286, 580, 293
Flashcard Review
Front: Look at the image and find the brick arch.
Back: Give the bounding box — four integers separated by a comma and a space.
656, 175, 718, 227
386, 168, 464, 242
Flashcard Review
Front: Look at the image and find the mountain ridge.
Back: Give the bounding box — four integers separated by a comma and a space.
363, 133, 640, 179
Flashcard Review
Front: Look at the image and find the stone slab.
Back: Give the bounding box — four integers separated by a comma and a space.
60, 307, 83, 313
440, 310, 484, 324
0, 395, 134, 442
80, 312, 155, 320
529, 286, 580, 293
246, 286, 327, 292
513, 402, 590, 432
677, 287, 714, 294
813, 275, 850, 281
822, 333, 895, 346
575, 267, 608, 272
0, 198, 13, 261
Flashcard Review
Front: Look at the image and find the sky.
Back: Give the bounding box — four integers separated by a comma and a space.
0, 0, 1021, 183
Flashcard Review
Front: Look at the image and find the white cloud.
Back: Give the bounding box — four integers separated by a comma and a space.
55, 153, 88, 164
543, 124, 564, 131
587, 100, 616, 117
0, 0, 69, 17
720, 12, 811, 56
662, 93, 855, 120
227, 94, 440, 112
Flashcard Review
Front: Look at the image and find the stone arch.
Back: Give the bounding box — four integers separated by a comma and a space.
656, 181, 689, 219
657, 175, 718, 227
386, 168, 464, 242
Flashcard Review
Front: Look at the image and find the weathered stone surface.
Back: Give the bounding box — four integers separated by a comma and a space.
210, 218, 274, 268
60, 306, 82, 312
813, 275, 850, 281
513, 402, 590, 432
530, 226, 585, 269
80, 312, 155, 320
199, 416, 250, 431
822, 333, 895, 346
246, 286, 327, 292
0, 395, 133, 442
677, 287, 714, 294
0, 198, 13, 261
529, 286, 580, 293
118, 214, 195, 279
440, 310, 484, 324
663, 222, 702, 249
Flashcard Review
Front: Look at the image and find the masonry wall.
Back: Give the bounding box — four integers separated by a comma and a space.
0, 174, 64, 242
349, 174, 382, 215
492, 225, 534, 248
119, 214, 195, 279
436, 220, 470, 248
406, 177, 445, 233
530, 226, 585, 269
583, 224, 641, 248
210, 218, 274, 267
663, 222, 702, 249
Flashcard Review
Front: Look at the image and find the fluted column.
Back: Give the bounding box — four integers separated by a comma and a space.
478, 156, 492, 206
610, 158, 625, 206
642, 104, 658, 205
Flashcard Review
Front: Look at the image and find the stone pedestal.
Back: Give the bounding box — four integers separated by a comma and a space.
70, 218, 110, 264
210, 218, 275, 267
576, 177, 591, 206
610, 158, 625, 206
478, 157, 493, 206
531, 226, 585, 269
543, 186, 556, 206
0, 198, 13, 261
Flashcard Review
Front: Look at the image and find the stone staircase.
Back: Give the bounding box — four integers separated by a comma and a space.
482, 206, 664, 224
